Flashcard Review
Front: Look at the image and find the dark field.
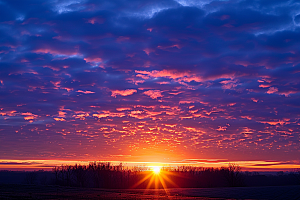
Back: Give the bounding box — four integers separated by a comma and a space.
1, 184, 300, 199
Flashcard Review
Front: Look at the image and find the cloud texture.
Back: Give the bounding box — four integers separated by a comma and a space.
0, 0, 300, 164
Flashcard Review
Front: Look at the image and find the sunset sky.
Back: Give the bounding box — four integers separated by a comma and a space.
1, 0, 300, 170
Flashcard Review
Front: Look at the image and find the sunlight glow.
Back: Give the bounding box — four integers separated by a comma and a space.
151, 166, 161, 174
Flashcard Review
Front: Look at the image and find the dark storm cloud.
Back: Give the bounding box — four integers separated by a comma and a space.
0, 0, 299, 162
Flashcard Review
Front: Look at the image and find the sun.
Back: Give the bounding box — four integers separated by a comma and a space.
131, 165, 179, 191
151, 166, 161, 174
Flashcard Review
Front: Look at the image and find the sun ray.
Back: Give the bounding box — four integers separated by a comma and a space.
131, 165, 181, 193
146, 174, 156, 189
160, 173, 179, 188
131, 172, 153, 189
158, 174, 170, 196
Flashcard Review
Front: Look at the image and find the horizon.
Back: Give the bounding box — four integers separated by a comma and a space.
1, 159, 299, 172
1, 0, 300, 172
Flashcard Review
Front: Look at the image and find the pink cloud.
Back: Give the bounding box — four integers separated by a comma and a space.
220, 15, 230, 20
43, 65, 60, 71
77, 90, 95, 94
135, 69, 204, 83
278, 91, 298, 97
86, 17, 104, 24
144, 90, 163, 99
84, 57, 102, 63
116, 36, 130, 42
143, 48, 155, 55
266, 87, 278, 94
157, 44, 181, 49
34, 48, 80, 57
220, 79, 239, 89
259, 84, 271, 88
126, 78, 145, 85
111, 89, 137, 97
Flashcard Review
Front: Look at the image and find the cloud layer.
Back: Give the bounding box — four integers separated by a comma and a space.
0, 0, 299, 164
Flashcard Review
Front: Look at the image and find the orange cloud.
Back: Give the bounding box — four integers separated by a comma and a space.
93, 111, 125, 119
111, 89, 137, 97
22, 112, 38, 120
54, 118, 66, 121
0, 110, 17, 116
116, 107, 131, 111
216, 126, 227, 131
93, 113, 109, 118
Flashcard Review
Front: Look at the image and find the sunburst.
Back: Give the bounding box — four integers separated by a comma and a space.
151, 166, 161, 174
131, 166, 180, 195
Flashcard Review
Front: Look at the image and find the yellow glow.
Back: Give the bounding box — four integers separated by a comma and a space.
152, 166, 161, 174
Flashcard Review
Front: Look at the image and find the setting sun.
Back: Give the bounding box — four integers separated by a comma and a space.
151, 166, 161, 174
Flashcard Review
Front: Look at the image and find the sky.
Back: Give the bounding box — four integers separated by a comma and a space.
0, 0, 300, 170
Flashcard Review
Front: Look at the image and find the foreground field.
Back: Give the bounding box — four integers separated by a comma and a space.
1, 184, 300, 199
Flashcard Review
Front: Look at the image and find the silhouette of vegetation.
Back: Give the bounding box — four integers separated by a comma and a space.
1, 164, 299, 189
48, 162, 300, 189
24, 172, 37, 184
51, 162, 245, 188
292, 169, 300, 184
221, 163, 244, 187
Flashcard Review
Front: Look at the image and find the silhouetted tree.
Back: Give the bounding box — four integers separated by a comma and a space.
25, 172, 37, 184
221, 163, 244, 187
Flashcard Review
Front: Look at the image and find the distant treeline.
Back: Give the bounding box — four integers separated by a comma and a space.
0, 163, 299, 188
49, 162, 300, 189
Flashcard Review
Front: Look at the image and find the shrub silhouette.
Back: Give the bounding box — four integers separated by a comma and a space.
24, 172, 37, 184
50, 162, 300, 189
221, 163, 244, 187
51, 162, 247, 188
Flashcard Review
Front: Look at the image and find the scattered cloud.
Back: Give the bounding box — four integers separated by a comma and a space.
0, 0, 299, 164
111, 89, 137, 97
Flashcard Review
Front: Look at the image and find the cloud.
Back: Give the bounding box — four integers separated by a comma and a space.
77, 90, 95, 94
0, 0, 299, 164
266, 87, 278, 94
144, 90, 163, 99
111, 89, 137, 97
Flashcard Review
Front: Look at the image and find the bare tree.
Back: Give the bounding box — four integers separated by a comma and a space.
221, 163, 244, 187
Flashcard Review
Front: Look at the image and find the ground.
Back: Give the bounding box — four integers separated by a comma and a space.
0, 184, 300, 199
